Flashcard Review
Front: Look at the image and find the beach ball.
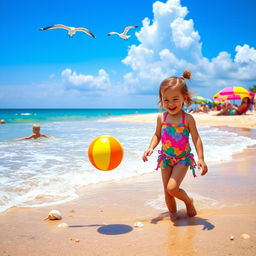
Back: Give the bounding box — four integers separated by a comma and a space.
88, 136, 124, 171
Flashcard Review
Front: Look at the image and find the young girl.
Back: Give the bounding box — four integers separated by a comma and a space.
142, 70, 208, 218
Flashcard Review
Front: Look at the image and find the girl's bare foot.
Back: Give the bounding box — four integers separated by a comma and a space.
185, 198, 197, 217
169, 212, 178, 221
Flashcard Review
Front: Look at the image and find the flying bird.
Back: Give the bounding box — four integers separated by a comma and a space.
40, 24, 96, 38
107, 26, 138, 40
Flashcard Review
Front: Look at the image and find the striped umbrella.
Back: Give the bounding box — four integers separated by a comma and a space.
215, 95, 241, 100
214, 100, 228, 105
205, 98, 213, 103
213, 97, 229, 104
214, 86, 251, 100
192, 96, 207, 104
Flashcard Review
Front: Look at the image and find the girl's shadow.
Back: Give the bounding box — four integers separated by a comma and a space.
151, 211, 215, 230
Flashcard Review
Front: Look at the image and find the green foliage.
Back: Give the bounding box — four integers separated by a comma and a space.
249, 85, 256, 93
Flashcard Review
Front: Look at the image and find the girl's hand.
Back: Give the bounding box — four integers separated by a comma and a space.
142, 148, 154, 162
197, 159, 208, 176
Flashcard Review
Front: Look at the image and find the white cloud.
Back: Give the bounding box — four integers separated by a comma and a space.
61, 68, 111, 92
121, 0, 256, 95
235, 44, 256, 63
171, 18, 200, 50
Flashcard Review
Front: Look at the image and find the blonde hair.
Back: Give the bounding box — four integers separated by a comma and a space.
33, 124, 41, 129
158, 70, 193, 107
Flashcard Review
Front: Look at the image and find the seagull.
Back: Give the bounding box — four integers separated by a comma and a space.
40, 24, 96, 38
107, 26, 138, 39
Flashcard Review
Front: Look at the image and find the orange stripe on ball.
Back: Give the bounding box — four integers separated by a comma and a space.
108, 137, 123, 170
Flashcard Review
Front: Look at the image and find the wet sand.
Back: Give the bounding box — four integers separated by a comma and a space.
0, 126, 255, 255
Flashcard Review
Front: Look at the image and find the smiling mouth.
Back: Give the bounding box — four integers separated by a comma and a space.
168, 107, 177, 111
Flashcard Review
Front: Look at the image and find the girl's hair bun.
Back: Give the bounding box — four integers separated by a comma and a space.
182, 70, 191, 80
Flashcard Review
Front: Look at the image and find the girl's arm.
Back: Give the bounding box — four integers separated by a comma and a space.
187, 114, 208, 175
142, 113, 162, 162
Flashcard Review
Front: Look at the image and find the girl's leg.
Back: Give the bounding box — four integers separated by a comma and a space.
161, 166, 177, 214
167, 164, 197, 217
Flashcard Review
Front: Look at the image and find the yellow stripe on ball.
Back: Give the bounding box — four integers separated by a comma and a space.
92, 136, 111, 170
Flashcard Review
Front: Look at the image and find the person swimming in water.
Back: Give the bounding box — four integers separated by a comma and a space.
15, 124, 52, 140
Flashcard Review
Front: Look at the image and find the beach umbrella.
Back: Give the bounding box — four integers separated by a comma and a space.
217, 95, 241, 100
192, 96, 207, 104
204, 98, 213, 107
214, 86, 251, 100
213, 97, 229, 105
205, 98, 213, 103
213, 97, 229, 103
214, 100, 225, 105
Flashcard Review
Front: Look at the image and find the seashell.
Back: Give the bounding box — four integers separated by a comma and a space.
57, 222, 68, 228
44, 210, 62, 220
134, 221, 144, 228
241, 233, 250, 239
230, 235, 235, 240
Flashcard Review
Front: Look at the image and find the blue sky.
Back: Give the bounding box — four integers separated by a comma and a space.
0, 0, 255, 108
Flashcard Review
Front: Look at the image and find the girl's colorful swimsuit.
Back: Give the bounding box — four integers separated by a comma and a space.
156, 111, 197, 177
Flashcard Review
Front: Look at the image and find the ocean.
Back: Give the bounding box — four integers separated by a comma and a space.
0, 108, 256, 213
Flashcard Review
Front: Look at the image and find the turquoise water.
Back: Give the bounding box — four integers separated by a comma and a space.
0, 108, 159, 124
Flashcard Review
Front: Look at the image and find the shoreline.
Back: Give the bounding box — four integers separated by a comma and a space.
109, 110, 256, 130
0, 120, 256, 255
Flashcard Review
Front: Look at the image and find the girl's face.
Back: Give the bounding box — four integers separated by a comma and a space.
161, 86, 186, 115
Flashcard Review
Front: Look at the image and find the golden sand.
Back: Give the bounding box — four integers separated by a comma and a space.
110, 110, 256, 129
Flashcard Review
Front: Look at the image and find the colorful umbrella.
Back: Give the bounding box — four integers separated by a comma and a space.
214, 86, 251, 100
192, 96, 207, 104
205, 98, 213, 103
213, 97, 229, 104
213, 100, 228, 105
215, 95, 241, 100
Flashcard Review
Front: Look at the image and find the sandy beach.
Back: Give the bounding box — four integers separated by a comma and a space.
110, 110, 256, 130
0, 114, 256, 256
